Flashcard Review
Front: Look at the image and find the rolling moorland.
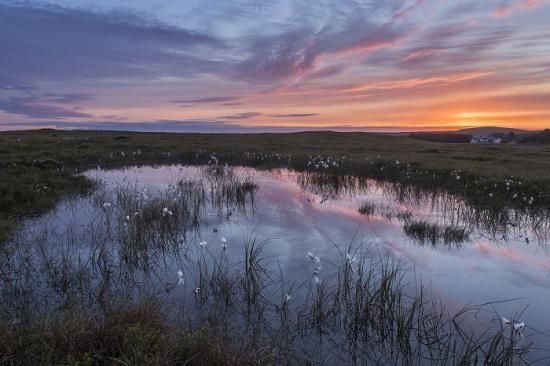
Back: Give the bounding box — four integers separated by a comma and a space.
2, 128, 550, 244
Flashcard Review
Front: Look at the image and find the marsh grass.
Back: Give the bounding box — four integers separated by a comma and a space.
0, 302, 264, 366
358, 201, 376, 216
296, 170, 550, 246
1, 164, 549, 364
0, 222, 543, 365
202, 166, 258, 216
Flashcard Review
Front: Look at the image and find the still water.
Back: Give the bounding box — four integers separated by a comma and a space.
7, 164, 550, 363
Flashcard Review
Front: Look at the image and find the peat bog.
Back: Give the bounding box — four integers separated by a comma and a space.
2, 130, 550, 364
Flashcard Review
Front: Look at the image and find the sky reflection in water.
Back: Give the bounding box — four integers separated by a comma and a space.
18, 165, 550, 344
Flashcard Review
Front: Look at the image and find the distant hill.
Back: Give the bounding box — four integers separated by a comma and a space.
455, 127, 534, 137
405, 126, 549, 144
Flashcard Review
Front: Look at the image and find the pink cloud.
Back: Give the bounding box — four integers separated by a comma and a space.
400, 48, 438, 63
493, 0, 544, 17
273, 70, 492, 97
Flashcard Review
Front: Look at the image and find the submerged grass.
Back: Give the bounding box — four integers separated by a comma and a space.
0, 240, 537, 365
358, 201, 377, 216
404, 220, 470, 246
1, 177, 545, 364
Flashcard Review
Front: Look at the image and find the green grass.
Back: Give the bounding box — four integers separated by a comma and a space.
2, 128, 550, 243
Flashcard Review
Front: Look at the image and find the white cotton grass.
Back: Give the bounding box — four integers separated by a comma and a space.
514, 322, 526, 331
307, 251, 323, 283
285, 294, 292, 302
502, 317, 526, 337
346, 252, 357, 264
177, 270, 185, 286
102, 202, 111, 209
307, 252, 321, 265
221, 237, 227, 252
344, 252, 359, 273
199, 241, 207, 247
162, 207, 173, 217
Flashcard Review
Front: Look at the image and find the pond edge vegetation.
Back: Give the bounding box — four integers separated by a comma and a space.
1, 130, 550, 364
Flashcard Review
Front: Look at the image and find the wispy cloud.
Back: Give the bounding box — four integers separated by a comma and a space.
269, 113, 319, 118
274, 71, 492, 96
172, 96, 241, 104
0, 76, 36, 94
41, 93, 93, 103
219, 112, 262, 120
0, 97, 92, 119
400, 48, 438, 64
493, 0, 544, 17
235, 16, 404, 82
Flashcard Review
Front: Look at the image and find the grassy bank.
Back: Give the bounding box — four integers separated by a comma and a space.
0, 301, 261, 366
2, 128, 550, 243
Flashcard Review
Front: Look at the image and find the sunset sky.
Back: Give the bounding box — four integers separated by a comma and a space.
1, 0, 549, 132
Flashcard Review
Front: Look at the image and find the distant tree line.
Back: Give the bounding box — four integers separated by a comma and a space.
410, 129, 550, 145
519, 129, 550, 144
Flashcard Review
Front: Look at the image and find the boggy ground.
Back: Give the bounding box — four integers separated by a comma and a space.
2, 129, 550, 244
0, 168, 540, 365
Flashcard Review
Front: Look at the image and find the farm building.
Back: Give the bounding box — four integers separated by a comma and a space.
470, 136, 502, 144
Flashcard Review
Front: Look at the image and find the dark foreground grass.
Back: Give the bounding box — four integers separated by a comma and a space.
2, 129, 550, 243
0, 302, 261, 366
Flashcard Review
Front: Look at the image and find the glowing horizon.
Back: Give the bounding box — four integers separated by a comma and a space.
1, 0, 549, 132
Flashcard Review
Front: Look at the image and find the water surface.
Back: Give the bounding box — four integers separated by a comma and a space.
6, 164, 550, 363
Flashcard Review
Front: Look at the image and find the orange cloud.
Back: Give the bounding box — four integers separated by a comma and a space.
274, 71, 492, 97
345, 71, 492, 93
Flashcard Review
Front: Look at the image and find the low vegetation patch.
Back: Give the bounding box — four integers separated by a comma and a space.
358, 201, 376, 216
404, 220, 470, 246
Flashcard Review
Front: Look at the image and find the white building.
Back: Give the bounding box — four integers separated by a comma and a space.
470, 136, 502, 144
